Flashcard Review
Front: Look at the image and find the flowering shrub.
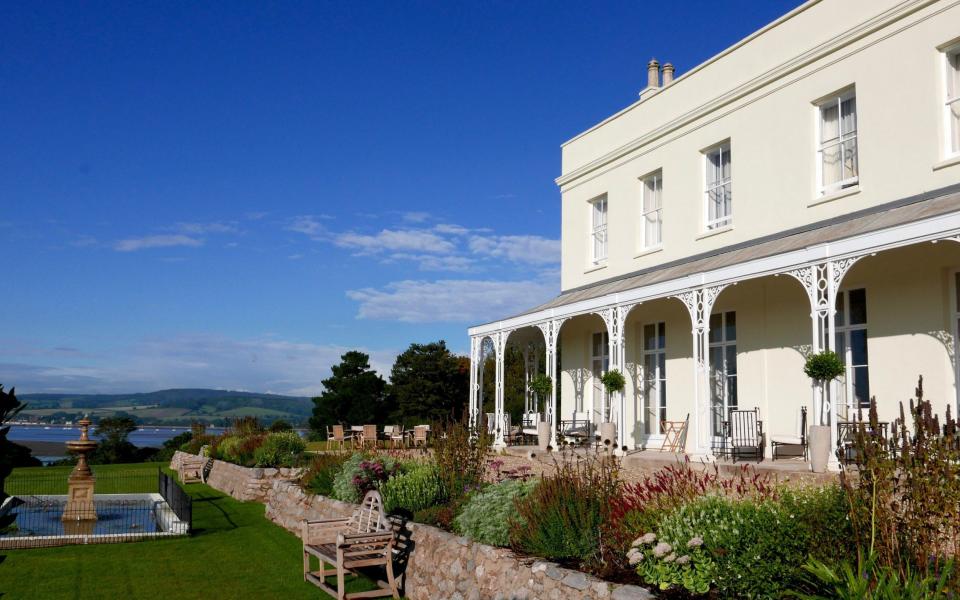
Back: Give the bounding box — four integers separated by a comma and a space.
331, 453, 398, 503
607, 459, 777, 569
510, 452, 621, 567
253, 431, 306, 467
301, 452, 350, 497
380, 462, 444, 514
212, 434, 266, 466
636, 490, 847, 599
454, 479, 537, 547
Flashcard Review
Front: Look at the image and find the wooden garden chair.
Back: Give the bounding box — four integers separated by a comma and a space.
660, 414, 688, 452
412, 425, 428, 448
361, 424, 378, 449
332, 425, 356, 451
385, 425, 405, 449
772, 406, 808, 460
301, 490, 399, 600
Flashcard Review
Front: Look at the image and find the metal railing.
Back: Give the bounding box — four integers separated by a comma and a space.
158, 469, 192, 525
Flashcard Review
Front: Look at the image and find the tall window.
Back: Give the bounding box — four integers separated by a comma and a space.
953, 272, 960, 410
591, 331, 610, 419
642, 322, 666, 436
590, 196, 608, 264
945, 45, 960, 156
818, 91, 858, 193
835, 288, 869, 415
709, 311, 737, 438
704, 144, 732, 230
641, 172, 662, 249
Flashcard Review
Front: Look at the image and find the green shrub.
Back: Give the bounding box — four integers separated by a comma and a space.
455, 479, 537, 547
331, 453, 398, 504
301, 452, 350, 497
640, 495, 808, 599
381, 462, 444, 514
778, 484, 853, 566
510, 453, 621, 565
254, 431, 306, 467
214, 435, 243, 463
803, 350, 845, 382
795, 554, 955, 599
181, 433, 214, 456
433, 420, 491, 500
213, 433, 265, 466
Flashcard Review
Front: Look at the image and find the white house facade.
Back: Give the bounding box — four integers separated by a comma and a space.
467, 0, 960, 462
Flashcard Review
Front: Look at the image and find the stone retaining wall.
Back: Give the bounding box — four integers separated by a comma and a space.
174, 451, 652, 600
170, 450, 300, 503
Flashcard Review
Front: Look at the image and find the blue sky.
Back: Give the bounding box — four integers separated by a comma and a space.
0, 0, 801, 395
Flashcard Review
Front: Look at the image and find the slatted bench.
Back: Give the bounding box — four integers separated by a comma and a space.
178, 455, 209, 484
301, 490, 399, 600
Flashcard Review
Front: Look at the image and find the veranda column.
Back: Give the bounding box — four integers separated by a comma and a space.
825, 257, 864, 468
676, 285, 728, 458
493, 330, 508, 449
783, 265, 828, 427
468, 335, 481, 432
537, 319, 565, 450
522, 344, 531, 416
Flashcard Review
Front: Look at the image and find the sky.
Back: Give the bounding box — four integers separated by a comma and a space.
0, 0, 802, 396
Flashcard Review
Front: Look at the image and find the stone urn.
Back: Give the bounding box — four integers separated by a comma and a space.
537, 422, 551, 451
599, 422, 617, 451
808, 425, 830, 473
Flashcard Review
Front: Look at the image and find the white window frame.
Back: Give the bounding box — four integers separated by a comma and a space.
835, 288, 869, 417
641, 322, 667, 437
590, 331, 610, 420
589, 195, 608, 265
703, 143, 732, 230
943, 43, 960, 158
816, 89, 859, 195
640, 172, 663, 250
708, 311, 737, 440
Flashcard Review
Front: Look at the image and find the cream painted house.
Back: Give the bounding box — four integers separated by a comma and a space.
467, 0, 960, 462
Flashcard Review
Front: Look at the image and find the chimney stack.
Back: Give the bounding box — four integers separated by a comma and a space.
647, 58, 661, 89
662, 62, 675, 85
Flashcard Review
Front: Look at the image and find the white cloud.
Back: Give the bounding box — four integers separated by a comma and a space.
287, 215, 329, 237
433, 223, 470, 235
114, 234, 203, 252
402, 211, 430, 223
389, 253, 475, 272
0, 334, 398, 396
347, 278, 557, 323
173, 221, 239, 235
335, 229, 456, 255
287, 254, 304, 260
469, 234, 560, 266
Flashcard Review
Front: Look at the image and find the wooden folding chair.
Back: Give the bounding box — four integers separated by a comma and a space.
660, 413, 689, 453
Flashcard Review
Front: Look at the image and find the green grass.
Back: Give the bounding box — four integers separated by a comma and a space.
7, 462, 162, 495
1, 466, 384, 599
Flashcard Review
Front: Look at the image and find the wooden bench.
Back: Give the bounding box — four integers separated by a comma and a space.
301, 490, 399, 600
178, 455, 208, 484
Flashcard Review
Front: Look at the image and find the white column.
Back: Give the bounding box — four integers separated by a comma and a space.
468, 335, 481, 432
538, 319, 565, 450
676, 285, 728, 458
493, 330, 508, 449
522, 345, 531, 415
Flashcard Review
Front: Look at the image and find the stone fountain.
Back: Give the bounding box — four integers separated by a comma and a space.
62, 416, 97, 534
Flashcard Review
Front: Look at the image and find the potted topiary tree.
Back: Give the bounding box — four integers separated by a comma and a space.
803, 350, 845, 472
527, 374, 553, 451
599, 370, 626, 450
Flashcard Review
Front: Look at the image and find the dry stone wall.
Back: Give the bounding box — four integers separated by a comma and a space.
170, 450, 300, 503
173, 451, 653, 600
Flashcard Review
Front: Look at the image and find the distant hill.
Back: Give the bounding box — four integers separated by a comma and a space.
18, 388, 313, 426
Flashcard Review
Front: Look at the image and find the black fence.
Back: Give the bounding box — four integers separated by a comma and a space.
5, 466, 158, 497
159, 469, 192, 526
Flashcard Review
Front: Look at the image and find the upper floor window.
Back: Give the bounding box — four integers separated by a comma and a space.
704, 143, 732, 230
641, 172, 662, 249
945, 45, 960, 156
590, 195, 608, 264
818, 90, 858, 193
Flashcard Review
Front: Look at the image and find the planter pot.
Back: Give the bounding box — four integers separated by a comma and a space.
537, 422, 551, 451
808, 425, 831, 473
599, 422, 617, 450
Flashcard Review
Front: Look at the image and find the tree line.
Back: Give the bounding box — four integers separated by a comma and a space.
308, 339, 549, 438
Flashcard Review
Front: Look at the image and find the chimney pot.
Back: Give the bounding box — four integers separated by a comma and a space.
647, 58, 660, 89
662, 62, 675, 85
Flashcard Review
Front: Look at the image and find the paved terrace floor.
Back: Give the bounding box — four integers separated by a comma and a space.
498, 446, 837, 486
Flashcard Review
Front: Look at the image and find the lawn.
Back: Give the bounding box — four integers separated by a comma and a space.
1, 463, 381, 599
6, 462, 162, 495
